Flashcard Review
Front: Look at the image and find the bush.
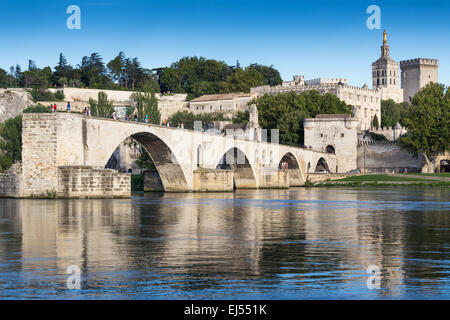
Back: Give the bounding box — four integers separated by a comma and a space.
29, 89, 65, 101
0, 153, 13, 173
368, 132, 388, 141
23, 104, 52, 113
0, 115, 22, 163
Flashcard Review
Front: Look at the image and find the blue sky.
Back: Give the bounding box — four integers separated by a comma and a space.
0, 0, 448, 86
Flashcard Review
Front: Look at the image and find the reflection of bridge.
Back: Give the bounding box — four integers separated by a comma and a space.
20, 113, 336, 197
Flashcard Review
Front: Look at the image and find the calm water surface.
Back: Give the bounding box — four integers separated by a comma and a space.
0, 188, 449, 299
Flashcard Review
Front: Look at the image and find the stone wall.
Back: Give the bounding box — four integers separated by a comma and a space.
259, 170, 289, 189
0, 163, 22, 198
307, 173, 357, 183
357, 141, 423, 173
193, 169, 234, 192
144, 170, 165, 192
21, 113, 59, 197
58, 166, 130, 198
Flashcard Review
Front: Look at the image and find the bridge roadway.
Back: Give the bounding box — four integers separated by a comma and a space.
20, 113, 336, 196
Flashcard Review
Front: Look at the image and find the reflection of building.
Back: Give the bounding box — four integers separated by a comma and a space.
18, 199, 137, 281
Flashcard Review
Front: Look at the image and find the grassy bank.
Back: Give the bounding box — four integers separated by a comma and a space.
335, 174, 436, 182
307, 174, 450, 188
312, 181, 450, 188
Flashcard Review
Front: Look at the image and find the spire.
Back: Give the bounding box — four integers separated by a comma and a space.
381, 30, 390, 58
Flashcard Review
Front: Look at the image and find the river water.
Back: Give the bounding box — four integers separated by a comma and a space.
0, 188, 449, 300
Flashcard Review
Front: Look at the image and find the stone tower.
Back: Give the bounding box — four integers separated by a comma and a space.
400, 58, 439, 103
372, 30, 403, 103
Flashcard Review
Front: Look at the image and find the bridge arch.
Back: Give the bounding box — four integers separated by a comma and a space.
278, 152, 304, 186
105, 131, 189, 192
215, 147, 257, 189
314, 157, 330, 173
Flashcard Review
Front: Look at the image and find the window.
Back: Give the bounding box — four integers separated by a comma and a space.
377, 78, 380, 85
357, 95, 360, 101
341, 133, 344, 138
320, 133, 323, 138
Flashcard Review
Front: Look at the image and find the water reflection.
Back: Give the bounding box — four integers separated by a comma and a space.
0, 188, 449, 299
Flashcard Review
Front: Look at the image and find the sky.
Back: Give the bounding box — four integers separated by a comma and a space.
0, 0, 448, 87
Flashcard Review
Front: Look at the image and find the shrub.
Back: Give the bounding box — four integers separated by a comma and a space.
23, 104, 52, 113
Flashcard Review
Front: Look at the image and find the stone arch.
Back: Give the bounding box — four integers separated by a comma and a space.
326, 145, 335, 154
215, 147, 257, 189
315, 157, 330, 173
279, 152, 304, 186
105, 131, 189, 192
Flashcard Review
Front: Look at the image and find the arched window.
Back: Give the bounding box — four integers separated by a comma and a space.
326, 145, 335, 154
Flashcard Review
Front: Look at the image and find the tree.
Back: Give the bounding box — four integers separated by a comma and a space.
372, 114, 379, 130
398, 83, 450, 173
0, 115, 22, 164
232, 111, 249, 124
107, 51, 125, 84
89, 91, 114, 118
247, 64, 282, 86
135, 89, 160, 124
167, 111, 229, 130
254, 91, 352, 146
381, 99, 409, 128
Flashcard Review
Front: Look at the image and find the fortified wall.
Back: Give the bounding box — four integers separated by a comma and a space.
357, 141, 423, 173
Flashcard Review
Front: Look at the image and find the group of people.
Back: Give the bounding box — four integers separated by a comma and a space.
82, 106, 91, 117
280, 161, 289, 170
122, 113, 150, 123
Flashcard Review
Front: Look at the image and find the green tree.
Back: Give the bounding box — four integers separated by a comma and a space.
232, 111, 249, 124
372, 114, 379, 130
398, 83, 450, 173
0, 115, 22, 163
247, 64, 282, 86
23, 104, 52, 113
135, 89, 160, 124
381, 99, 409, 128
89, 91, 114, 118
168, 111, 229, 130
254, 91, 352, 146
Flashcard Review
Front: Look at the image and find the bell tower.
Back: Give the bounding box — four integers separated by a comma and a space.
372, 30, 398, 89
372, 30, 404, 102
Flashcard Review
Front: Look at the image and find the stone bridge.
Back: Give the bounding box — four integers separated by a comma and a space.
16, 113, 336, 197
